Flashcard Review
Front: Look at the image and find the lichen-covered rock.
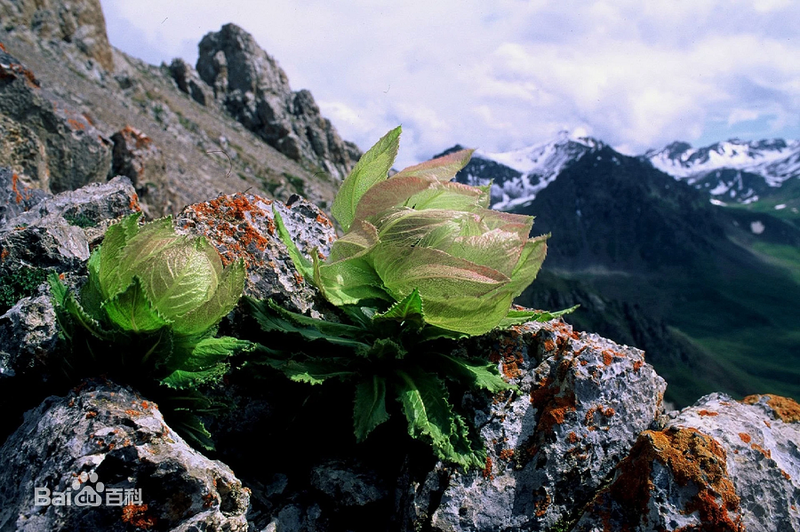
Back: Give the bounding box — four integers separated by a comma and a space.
3, 175, 140, 232
0, 115, 48, 189
428, 320, 667, 531
176, 192, 335, 315
0, 166, 47, 227
0, 48, 113, 193
195, 23, 359, 179
0, 381, 249, 531
575, 392, 800, 531
0, 294, 58, 379
0, 0, 114, 71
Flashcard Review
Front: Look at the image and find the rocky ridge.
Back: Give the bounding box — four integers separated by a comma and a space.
0, 170, 798, 531
0, 0, 358, 218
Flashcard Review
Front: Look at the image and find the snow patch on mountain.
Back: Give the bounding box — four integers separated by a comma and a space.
459, 132, 603, 210
646, 139, 800, 187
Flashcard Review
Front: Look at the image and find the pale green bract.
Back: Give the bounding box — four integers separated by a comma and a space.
320, 126, 548, 335
49, 212, 249, 450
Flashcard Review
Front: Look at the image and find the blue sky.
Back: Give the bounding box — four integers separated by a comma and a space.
100, 0, 800, 167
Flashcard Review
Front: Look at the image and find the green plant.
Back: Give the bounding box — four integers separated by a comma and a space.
64, 212, 98, 228
49, 212, 249, 448
0, 266, 48, 313
250, 126, 573, 467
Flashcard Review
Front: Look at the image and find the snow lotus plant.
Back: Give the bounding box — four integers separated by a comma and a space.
249, 126, 573, 468
50, 212, 250, 448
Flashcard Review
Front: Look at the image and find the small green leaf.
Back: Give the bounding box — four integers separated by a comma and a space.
273, 209, 314, 281
373, 288, 424, 327
434, 353, 514, 393
160, 363, 229, 389
394, 367, 455, 459
247, 298, 371, 349
170, 412, 216, 451
281, 358, 356, 384
354, 376, 390, 442
497, 305, 579, 328
332, 126, 402, 231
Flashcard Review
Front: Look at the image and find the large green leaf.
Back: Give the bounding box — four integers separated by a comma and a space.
354, 375, 390, 442
177, 257, 245, 335
102, 277, 171, 333
97, 212, 142, 298
504, 234, 548, 298
160, 363, 229, 389
391, 148, 474, 183
112, 216, 177, 295
139, 237, 221, 321
332, 126, 401, 231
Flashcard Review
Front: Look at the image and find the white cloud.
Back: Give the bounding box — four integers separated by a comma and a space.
100, 0, 800, 165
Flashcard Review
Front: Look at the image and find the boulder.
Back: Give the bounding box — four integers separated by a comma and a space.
426, 321, 667, 531
0, 0, 114, 71
195, 23, 360, 179
575, 392, 800, 531
110, 126, 175, 217
0, 48, 113, 193
0, 381, 249, 531
0, 166, 47, 227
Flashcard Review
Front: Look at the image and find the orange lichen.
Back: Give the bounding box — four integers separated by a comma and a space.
633, 360, 644, 372
85, 411, 98, 419
489, 333, 525, 380
533, 490, 551, 517
121, 504, 157, 529
698, 410, 719, 417
750, 443, 771, 459
481, 456, 494, 480
530, 376, 577, 432
125, 409, 143, 418
543, 339, 555, 352
742, 394, 800, 423
498, 448, 515, 461
0, 248, 8, 262
738, 433, 751, 444
602, 350, 614, 366
202, 492, 217, 508
66, 118, 86, 131
606, 427, 743, 531
567, 431, 580, 444
129, 193, 140, 212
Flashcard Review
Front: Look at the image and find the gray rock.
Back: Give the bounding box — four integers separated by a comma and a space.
0, 115, 48, 190
110, 126, 175, 217
0, 48, 113, 193
310, 459, 388, 508
3, 175, 139, 231
195, 24, 360, 179
0, 167, 47, 228
428, 320, 667, 531
574, 392, 800, 531
0, 294, 58, 379
167, 58, 215, 107
0, 0, 114, 71
175, 192, 336, 315
0, 380, 249, 531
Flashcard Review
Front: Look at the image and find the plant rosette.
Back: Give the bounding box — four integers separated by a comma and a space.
250, 126, 574, 468
50, 212, 250, 449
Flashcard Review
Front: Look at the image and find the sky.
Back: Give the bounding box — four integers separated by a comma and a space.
100, 0, 800, 168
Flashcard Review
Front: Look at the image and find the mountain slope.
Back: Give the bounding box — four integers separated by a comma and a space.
452, 142, 800, 406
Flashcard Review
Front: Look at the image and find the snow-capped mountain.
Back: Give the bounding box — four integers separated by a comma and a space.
644, 139, 800, 203
454, 132, 603, 210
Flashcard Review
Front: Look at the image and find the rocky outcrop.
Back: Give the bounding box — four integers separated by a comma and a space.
0, 48, 113, 193
167, 58, 215, 108
0, 380, 249, 531
0, 0, 114, 70
195, 23, 360, 179
0, 176, 799, 531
